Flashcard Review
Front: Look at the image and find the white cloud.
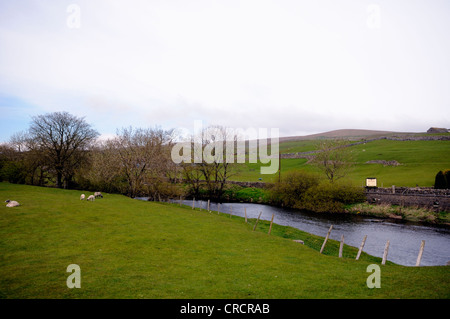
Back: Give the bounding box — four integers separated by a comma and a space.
0, 0, 449, 142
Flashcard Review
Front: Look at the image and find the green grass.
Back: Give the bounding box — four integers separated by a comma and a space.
232, 159, 308, 183
232, 139, 450, 187
279, 140, 318, 154
1, 182, 449, 299
224, 186, 271, 203
347, 139, 450, 186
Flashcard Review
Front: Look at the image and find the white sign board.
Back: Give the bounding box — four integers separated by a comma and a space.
366, 178, 377, 187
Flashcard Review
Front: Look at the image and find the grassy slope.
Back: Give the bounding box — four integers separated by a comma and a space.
232, 139, 450, 186
1, 183, 449, 299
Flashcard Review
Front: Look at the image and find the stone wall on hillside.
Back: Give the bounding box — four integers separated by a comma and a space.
281, 135, 450, 159
365, 187, 450, 211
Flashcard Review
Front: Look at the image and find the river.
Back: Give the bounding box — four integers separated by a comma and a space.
144, 198, 450, 266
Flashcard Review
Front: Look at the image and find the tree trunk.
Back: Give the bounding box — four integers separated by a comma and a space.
56, 172, 62, 188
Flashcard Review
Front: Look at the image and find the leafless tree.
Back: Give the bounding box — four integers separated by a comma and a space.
182, 162, 203, 198
310, 139, 353, 183
110, 127, 175, 198
182, 125, 237, 200
83, 139, 122, 192
28, 112, 99, 188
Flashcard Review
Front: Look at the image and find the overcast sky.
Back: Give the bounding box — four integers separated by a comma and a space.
1, 0, 449, 142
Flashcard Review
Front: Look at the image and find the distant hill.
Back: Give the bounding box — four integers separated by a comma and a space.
280, 129, 413, 142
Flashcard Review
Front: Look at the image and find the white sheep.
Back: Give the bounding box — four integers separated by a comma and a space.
80, 194, 85, 200
87, 195, 95, 201
94, 192, 103, 198
5, 200, 20, 207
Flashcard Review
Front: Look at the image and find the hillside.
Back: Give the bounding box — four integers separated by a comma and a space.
280, 129, 413, 142
1, 182, 449, 299
234, 136, 450, 187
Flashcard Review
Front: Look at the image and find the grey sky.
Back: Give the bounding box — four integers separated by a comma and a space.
0, 0, 449, 142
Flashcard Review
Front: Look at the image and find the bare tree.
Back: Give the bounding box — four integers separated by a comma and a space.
28, 112, 99, 188
182, 162, 203, 198
111, 127, 175, 198
182, 125, 236, 200
310, 139, 353, 183
83, 139, 122, 192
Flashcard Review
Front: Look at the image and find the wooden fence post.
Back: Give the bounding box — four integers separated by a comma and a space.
320, 225, 333, 254
382, 240, 390, 265
244, 207, 247, 223
179, 196, 182, 206
253, 212, 262, 231
207, 200, 210, 212
192, 198, 195, 210
339, 235, 344, 258
356, 235, 367, 260
268, 214, 275, 235
415, 240, 425, 267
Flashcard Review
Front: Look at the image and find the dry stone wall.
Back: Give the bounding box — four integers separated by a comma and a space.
365, 187, 450, 211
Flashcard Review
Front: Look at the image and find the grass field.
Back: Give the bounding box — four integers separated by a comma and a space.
1, 182, 449, 299
232, 139, 450, 187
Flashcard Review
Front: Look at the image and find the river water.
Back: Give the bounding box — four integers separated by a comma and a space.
144, 198, 450, 266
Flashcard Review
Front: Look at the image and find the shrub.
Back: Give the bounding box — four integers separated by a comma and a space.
445, 170, 450, 188
302, 181, 365, 213
0, 161, 26, 184
434, 170, 448, 189
269, 171, 365, 213
145, 179, 185, 200
233, 187, 269, 202
270, 171, 320, 207
332, 182, 366, 204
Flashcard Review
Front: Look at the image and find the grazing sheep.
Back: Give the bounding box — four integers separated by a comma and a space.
5, 200, 20, 207
80, 194, 85, 200
94, 192, 103, 198
87, 195, 95, 201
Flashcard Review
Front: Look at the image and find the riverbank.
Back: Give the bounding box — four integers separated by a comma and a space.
346, 202, 449, 225
189, 200, 450, 266
215, 184, 450, 226
311, 200, 447, 225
